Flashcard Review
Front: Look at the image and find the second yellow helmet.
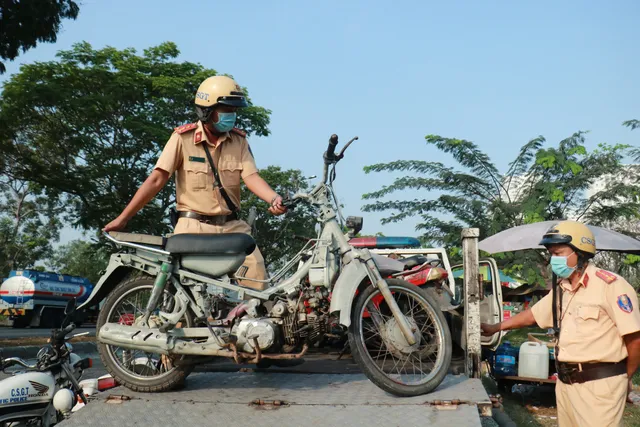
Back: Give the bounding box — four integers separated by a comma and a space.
539, 220, 596, 255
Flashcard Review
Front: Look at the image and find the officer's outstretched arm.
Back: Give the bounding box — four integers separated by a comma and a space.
243, 173, 286, 216
481, 309, 536, 337
103, 169, 170, 232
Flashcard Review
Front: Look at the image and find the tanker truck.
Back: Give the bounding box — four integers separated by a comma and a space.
0, 270, 99, 328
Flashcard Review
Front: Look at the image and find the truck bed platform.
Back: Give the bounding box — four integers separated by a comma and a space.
60, 372, 492, 427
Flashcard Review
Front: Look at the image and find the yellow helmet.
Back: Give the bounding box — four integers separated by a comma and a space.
194, 76, 248, 122
539, 220, 596, 255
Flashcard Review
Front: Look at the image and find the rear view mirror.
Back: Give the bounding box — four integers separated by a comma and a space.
64, 298, 77, 316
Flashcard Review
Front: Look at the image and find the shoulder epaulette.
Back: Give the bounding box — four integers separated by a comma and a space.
596, 269, 618, 284
231, 128, 247, 137
174, 123, 198, 134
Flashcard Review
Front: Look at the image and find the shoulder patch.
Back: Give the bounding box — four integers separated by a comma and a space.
174, 123, 198, 134
617, 294, 633, 313
231, 128, 246, 137
596, 269, 618, 284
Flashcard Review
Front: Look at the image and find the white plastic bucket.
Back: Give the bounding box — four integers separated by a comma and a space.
518, 341, 549, 379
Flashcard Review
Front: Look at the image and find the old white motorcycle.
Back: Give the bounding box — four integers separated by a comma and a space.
0, 299, 91, 426
82, 134, 452, 397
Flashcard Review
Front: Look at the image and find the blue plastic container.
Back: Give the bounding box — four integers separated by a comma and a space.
494, 341, 518, 376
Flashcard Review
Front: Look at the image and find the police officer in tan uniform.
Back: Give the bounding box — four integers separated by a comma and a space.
104, 76, 286, 291
481, 220, 640, 427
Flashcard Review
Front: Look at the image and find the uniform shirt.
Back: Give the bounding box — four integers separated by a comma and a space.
531, 263, 640, 363
155, 121, 258, 216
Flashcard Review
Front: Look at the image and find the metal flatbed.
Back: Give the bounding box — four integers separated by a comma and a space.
60, 372, 492, 427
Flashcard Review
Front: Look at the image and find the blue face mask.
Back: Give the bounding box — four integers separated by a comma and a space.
550, 253, 575, 278
213, 112, 237, 133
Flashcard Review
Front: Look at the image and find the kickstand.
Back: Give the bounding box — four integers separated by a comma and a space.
336, 341, 350, 360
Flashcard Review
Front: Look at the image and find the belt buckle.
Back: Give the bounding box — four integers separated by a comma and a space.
558, 365, 577, 384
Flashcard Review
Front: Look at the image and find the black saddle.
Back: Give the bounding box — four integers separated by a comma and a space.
398, 255, 430, 270
165, 233, 256, 256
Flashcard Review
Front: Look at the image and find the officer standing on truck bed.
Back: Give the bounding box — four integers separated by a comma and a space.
103, 75, 286, 290
481, 220, 640, 427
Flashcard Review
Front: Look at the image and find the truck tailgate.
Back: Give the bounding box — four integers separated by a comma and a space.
60, 372, 491, 427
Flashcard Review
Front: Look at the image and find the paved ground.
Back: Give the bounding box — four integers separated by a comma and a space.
0, 326, 95, 339
0, 351, 488, 426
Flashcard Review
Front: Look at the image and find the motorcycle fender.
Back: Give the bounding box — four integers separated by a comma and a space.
329, 261, 370, 328
78, 254, 135, 311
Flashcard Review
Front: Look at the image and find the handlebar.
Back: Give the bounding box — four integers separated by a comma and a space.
53, 323, 76, 342
284, 133, 360, 209
320, 134, 358, 185
325, 134, 339, 162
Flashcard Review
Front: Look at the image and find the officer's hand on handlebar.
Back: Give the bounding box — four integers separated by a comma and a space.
103, 215, 129, 232
481, 323, 500, 337
268, 195, 288, 216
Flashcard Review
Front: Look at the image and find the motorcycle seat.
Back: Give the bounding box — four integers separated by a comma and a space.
165, 233, 256, 255
399, 255, 429, 270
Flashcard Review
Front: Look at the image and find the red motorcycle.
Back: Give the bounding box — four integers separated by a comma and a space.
348, 237, 450, 317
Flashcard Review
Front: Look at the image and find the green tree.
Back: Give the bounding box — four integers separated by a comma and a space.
47, 239, 108, 284
611, 119, 640, 288
0, 42, 271, 236
362, 128, 640, 286
0, 0, 80, 73
240, 166, 317, 271
624, 119, 640, 165
0, 177, 61, 277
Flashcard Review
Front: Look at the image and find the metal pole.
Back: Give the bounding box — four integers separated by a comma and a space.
462, 228, 481, 379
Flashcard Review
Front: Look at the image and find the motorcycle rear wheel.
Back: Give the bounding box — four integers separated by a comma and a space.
97, 275, 195, 393
348, 279, 452, 397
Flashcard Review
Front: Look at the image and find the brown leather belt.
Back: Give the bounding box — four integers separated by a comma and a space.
556, 359, 627, 384
178, 211, 238, 226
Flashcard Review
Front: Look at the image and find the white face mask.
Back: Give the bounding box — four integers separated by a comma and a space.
213, 112, 237, 132
550, 251, 575, 278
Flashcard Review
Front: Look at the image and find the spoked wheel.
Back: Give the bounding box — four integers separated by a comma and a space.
348, 279, 452, 397
97, 275, 195, 392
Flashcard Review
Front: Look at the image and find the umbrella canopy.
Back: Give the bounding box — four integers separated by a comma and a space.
478, 221, 640, 255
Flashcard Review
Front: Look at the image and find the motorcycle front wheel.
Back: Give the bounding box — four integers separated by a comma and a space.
348, 279, 452, 397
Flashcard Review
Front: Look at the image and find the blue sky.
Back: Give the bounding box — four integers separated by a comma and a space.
2, 0, 638, 245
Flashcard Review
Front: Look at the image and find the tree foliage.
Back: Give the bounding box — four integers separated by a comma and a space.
362, 124, 640, 286
47, 239, 108, 284
0, 42, 271, 236
0, 177, 61, 278
240, 166, 317, 271
0, 0, 80, 73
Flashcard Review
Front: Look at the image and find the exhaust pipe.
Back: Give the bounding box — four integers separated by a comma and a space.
98, 323, 311, 363
98, 323, 228, 356
99, 323, 172, 354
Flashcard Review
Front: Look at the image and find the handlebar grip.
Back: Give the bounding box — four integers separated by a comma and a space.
281, 198, 297, 210
326, 134, 338, 159
54, 323, 76, 340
